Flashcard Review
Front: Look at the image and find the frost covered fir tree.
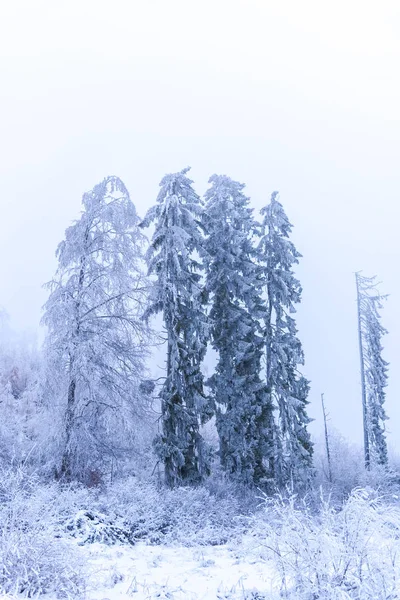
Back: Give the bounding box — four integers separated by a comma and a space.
141, 168, 210, 488
42, 177, 150, 482
356, 273, 389, 468
203, 175, 274, 486
258, 192, 313, 488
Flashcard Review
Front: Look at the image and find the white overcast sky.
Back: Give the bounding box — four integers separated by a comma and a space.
0, 0, 399, 449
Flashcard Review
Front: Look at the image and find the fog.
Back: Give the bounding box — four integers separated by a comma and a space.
0, 0, 399, 448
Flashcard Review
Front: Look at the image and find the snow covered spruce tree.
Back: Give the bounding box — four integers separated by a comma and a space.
257, 192, 313, 488
141, 168, 210, 488
42, 176, 151, 482
355, 272, 389, 468
203, 175, 274, 486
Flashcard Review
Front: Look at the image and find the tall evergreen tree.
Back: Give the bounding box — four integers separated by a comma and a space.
141, 167, 210, 488
257, 192, 313, 488
42, 176, 150, 481
203, 174, 274, 486
355, 272, 388, 468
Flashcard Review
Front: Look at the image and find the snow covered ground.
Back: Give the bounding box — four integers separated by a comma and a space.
2, 478, 400, 600
82, 541, 275, 599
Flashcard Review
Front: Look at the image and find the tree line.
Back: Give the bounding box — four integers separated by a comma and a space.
0, 168, 390, 490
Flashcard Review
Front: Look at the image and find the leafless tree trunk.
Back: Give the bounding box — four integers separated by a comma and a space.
356, 272, 370, 470
321, 393, 332, 484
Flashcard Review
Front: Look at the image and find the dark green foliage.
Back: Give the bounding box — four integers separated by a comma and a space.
142, 168, 210, 487
203, 175, 274, 486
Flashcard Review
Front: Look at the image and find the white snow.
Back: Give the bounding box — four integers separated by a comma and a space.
52, 540, 276, 600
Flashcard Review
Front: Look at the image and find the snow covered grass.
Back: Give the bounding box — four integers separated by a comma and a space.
247, 487, 400, 599
0, 466, 86, 598
1, 468, 400, 599
102, 475, 251, 546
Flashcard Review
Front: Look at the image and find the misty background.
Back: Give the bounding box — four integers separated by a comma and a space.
0, 0, 399, 449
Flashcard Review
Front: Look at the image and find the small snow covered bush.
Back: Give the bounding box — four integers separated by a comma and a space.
104, 477, 247, 546
65, 508, 135, 545
250, 487, 400, 599
0, 466, 86, 598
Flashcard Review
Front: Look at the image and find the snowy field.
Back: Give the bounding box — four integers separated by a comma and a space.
1, 472, 400, 600
77, 541, 275, 600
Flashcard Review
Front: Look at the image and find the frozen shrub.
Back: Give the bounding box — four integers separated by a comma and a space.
0, 530, 84, 598
0, 466, 86, 598
65, 509, 135, 545
103, 476, 249, 546
249, 487, 400, 599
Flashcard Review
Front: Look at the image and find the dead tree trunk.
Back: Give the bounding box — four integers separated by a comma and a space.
321, 393, 332, 484
356, 272, 370, 470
